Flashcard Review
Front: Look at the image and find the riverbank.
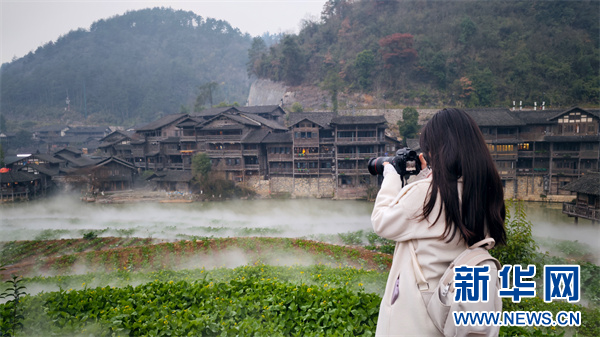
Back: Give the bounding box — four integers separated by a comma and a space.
88, 188, 575, 204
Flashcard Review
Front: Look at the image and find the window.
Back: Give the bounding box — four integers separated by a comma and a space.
497, 145, 514, 152
518, 143, 530, 151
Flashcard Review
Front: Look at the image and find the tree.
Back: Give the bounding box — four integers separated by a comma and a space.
354, 50, 376, 90
459, 16, 477, 44
247, 37, 267, 77
290, 102, 304, 113
378, 33, 418, 69
397, 107, 419, 146
194, 81, 219, 111
321, 70, 344, 113
378, 33, 418, 88
280, 35, 304, 85
192, 152, 211, 179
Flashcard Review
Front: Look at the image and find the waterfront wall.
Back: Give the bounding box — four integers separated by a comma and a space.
247, 176, 335, 198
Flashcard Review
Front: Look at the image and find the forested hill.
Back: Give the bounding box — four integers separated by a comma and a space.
248, 0, 599, 108
0, 8, 252, 127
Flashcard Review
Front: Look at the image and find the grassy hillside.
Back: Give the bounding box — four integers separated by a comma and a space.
250, 0, 599, 109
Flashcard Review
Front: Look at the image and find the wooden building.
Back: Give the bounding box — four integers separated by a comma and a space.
0, 170, 42, 202
465, 107, 599, 199
560, 172, 600, 224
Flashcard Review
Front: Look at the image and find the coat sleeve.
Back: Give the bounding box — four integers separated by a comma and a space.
371, 167, 432, 242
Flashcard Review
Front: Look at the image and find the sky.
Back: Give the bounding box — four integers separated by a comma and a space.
0, 0, 326, 64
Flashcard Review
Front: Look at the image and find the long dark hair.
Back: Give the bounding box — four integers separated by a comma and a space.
419, 108, 506, 246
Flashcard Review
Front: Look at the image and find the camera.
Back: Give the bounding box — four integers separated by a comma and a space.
367, 147, 421, 178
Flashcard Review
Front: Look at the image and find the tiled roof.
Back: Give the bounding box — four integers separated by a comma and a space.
99, 130, 133, 142
33, 153, 64, 164
93, 157, 136, 170
33, 125, 69, 132
191, 107, 234, 118
548, 106, 600, 121
239, 113, 287, 130
200, 112, 287, 131
54, 153, 103, 168
242, 129, 271, 143
176, 117, 204, 128
53, 147, 83, 155
330, 115, 387, 125
508, 110, 561, 125
560, 172, 600, 196
136, 113, 187, 132
262, 132, 292, 144
288, 112, 336, 128
161, 137, 181, 143
237, 105, 285, 115
464, 108, 525, 127
65, 126, 109, 134
0, 170, 40, 183
21, 164, 60, 176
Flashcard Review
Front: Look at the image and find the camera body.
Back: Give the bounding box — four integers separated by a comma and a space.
367, 147, 421, 178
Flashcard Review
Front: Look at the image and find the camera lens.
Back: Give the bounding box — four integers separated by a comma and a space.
367, 157, 391, 176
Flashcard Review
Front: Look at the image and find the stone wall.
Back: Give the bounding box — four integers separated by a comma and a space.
509, 175, 574, 202
246, 176, 335, 198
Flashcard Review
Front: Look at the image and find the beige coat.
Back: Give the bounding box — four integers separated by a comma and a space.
371, 166, 466, 337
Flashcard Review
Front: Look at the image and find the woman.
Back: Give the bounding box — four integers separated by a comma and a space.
371, 108, 506, 336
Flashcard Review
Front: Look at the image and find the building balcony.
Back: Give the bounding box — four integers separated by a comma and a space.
338, 168, 362, 175
552, 151, 580, 159
516, 167, 552, 174
320, 168, 334, 175
295, 168, 320, 175
491, 153, 518, 160
294, 138, 320, 146
337, 153, 376, 160
269, 168, 293, 175
580, 150, 599, 159
562, 203, 600, 222
206, 150, 242, 156
517, 151, 535, 157
295, 153, 320, 159
336, 137, 380, 144
200, 135, 242, 141
242, 149, 259, 156
552, 169, 580, 175
267, 154, 293, 162
164, 149, 181, 155
146, 163, 165, 170
180, 136, 196, 142
497, 169, 516, 177
244, 164, 260, 170
320, 137, 335, 143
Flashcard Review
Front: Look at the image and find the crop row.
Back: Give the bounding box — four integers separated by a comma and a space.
3, 262, 599, 336
5, 276, 381, 336
0, 237, 393, 278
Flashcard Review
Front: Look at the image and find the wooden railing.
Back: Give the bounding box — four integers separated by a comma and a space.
562, 203, 600, 221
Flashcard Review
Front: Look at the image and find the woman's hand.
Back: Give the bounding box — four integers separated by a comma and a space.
419, 153, 428, 170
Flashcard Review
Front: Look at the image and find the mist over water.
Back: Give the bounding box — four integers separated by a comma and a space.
0, 196, 374, 241
1, 196, 598, 261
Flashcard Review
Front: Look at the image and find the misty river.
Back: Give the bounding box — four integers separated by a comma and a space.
1, 197, 598, 262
